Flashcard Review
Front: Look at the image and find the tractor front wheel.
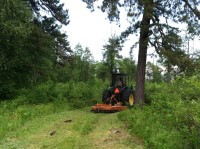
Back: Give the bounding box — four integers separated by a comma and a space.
122, 89, 134, 106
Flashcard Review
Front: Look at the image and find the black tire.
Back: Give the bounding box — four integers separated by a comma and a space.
122, 89, 134, 106
102, 89, 111, 104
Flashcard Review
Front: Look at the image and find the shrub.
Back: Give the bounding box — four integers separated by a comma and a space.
119, 75, 200, 148
4, 79, 107, 107
28, 80, 56, 103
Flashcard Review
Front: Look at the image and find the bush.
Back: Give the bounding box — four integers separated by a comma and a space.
3, 79, 107, 107
27, 80, 56, 103
119, 76, 200, 148
0, 79, 107, 140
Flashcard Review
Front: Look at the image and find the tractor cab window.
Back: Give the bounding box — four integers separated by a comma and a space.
123, 77, 127, 86
116, 76, 122, 87
111, 74, 128, 87
114, 75, 123, 87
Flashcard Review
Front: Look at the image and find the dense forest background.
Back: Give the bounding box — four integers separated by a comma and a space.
0, 0, 200, 148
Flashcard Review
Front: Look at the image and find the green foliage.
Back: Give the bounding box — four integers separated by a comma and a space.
28, 0, 70, 26
102, 36, 122, 74
28, 0, 71, 64
119, 75, 200, 148
146, 62, 163, 83
28, 81, 55, 103
118, 58, 137, 83
69, 44, 95, 82
0, 0, 71, 100
55, 44, 96, 83
95, 62, 110, 81
0, 0, 32, 99
17, 79, 106, 107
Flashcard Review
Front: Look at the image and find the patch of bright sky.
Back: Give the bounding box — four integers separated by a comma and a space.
61, 0, 141, 62
61, 0, 199, 63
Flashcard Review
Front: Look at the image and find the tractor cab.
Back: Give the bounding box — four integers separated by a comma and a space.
111, 73, 128, 88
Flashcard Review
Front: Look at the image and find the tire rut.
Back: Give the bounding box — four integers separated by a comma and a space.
87, 113, 143, 149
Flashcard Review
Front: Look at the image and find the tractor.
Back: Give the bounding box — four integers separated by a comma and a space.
91, 72, 135, 112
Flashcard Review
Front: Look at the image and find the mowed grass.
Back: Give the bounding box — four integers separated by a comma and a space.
0, 107, 143, 149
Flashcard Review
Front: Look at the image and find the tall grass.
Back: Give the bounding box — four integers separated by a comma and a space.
119, 75, 200, 148
0, 79, 107, 140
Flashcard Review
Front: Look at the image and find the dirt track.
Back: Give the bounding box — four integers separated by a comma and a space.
0, 108, 143, 149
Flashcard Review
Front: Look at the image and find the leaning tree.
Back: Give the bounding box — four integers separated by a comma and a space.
82, 0, 200, 105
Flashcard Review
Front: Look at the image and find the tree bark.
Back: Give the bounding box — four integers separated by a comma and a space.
135, 1, 153, 106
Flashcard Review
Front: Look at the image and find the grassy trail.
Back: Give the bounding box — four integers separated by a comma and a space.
0, 108, 143, 149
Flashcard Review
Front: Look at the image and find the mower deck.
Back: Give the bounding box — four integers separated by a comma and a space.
91, 103, 127, 113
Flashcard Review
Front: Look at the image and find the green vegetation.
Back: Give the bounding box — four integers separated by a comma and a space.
0, 80, 107, 140
1, 0, 200, 148
119, 75, 200, 148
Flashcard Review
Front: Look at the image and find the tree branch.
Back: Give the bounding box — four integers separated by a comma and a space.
183, 0, 200, 20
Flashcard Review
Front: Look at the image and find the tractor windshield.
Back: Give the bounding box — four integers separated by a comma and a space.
111, 74, 127, 87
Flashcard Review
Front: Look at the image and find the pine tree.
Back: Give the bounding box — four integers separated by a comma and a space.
0, 0, 71, 99
102, 36, 122, 75
28, 0, 71, 64
83, 0, 200, 105
0, 0, 32, 99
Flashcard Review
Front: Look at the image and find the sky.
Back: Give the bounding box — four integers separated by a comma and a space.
62, 0, 139, 61
61, 0, 199, 63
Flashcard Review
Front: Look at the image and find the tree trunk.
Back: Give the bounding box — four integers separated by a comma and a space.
135, 1, 153, 106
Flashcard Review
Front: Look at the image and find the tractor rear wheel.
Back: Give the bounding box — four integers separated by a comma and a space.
122, 89, 134, 106
102, 89, 111, 104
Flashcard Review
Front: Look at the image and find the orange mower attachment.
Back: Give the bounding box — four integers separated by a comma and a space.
91, 102, 127, 113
